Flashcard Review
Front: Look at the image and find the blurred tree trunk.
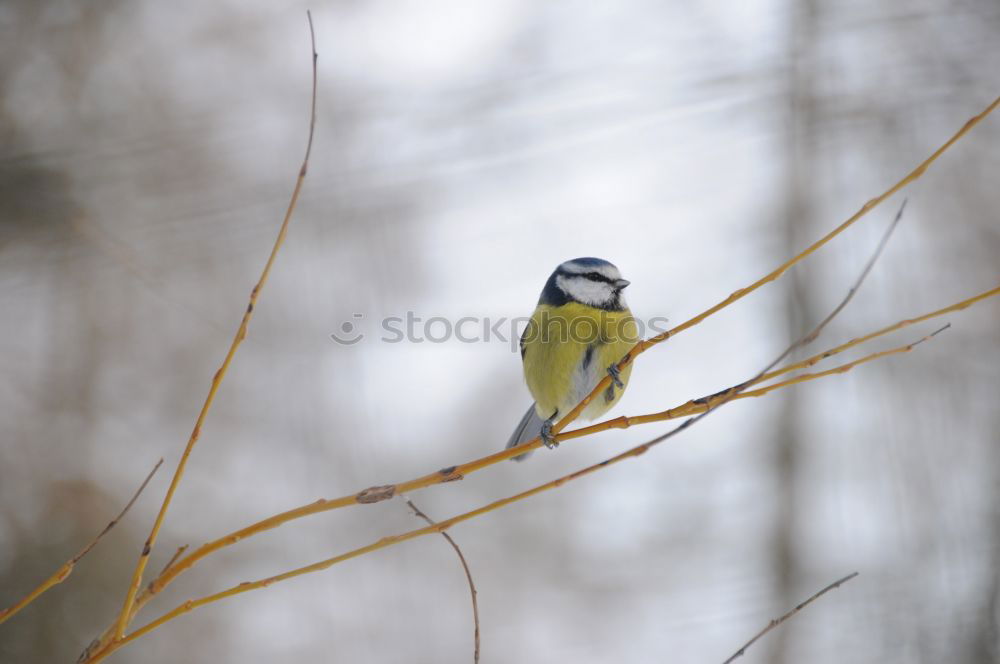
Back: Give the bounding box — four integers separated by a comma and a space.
769, 0, 819, 661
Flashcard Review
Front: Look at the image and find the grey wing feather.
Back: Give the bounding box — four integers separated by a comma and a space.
505, 403, 543, 462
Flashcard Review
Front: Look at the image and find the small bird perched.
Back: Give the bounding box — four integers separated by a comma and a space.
506, 257, 638, 460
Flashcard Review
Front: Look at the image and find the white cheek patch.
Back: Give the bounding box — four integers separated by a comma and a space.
556, 274, 615, 307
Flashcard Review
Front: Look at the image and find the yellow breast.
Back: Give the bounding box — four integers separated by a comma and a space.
521, 302, 638, 422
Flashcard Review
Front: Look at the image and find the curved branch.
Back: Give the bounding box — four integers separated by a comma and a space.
548, 96, 999, 439
122, 284, 999, 631
108, 8, 319, 647
115, 92, 1000, 620
85, 317, 956, 659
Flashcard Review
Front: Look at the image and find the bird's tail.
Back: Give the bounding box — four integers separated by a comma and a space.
505, 403, 544, 462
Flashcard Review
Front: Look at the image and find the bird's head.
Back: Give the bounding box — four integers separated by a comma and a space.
540, 257, 630, 310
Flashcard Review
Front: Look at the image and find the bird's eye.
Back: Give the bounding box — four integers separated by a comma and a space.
585, 272, 604, 281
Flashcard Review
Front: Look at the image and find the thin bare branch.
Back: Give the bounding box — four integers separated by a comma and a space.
551, 278, 995, 446
95, 276, 959, 654
149, 545, 189, 593
722, 572, 859, 664
548, 96, 999, 441
104, 10, 320, 651
117, 97, 1000, 608
82, 93, 1000, 661
405, 499, 480, 664
563, 320, 956, 444
80, 460, 165, 564
129, 284, 998, 622
796, 198, 906, 349
708, 197, 907, 398
572, 198, 909, 458
0, 459, 163, 626
103, 351, 910, 650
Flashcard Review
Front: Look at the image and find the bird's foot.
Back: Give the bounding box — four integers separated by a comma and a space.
607, 364, 625, 389
540, 419, 558, 449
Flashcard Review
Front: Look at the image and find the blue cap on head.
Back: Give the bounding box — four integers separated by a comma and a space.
563, 257, 614, 269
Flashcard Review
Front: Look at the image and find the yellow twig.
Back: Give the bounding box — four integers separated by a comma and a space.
754, 285, 998, 386
555, 326, 951, 436
81, 324, 952, 657
80, 80, 998, 661
94, 100, 1000, 630
110, 11, 319, 643
0, 459, 162, 627
124, 285, 999, 628
150, 545, 189, 591
559, 285, 998, 442
546, 95, 1000, 439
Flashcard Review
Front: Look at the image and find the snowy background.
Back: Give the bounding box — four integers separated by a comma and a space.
2, 1, 999, 662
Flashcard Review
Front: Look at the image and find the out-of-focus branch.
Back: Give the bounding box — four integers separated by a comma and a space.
721, 572, 859, 664
405, 499, 480, 664
0, 459, 162, 626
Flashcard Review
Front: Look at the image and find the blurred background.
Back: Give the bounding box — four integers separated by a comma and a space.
1, 1, 998, 662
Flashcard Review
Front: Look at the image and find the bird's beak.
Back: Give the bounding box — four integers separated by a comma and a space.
614, 279, 630, 290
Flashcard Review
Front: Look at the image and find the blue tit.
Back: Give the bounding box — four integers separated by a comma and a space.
506, 257, 638, 460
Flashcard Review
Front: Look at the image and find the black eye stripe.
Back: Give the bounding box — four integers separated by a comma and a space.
584, 271, 613, 283
557, 268, 614, 282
